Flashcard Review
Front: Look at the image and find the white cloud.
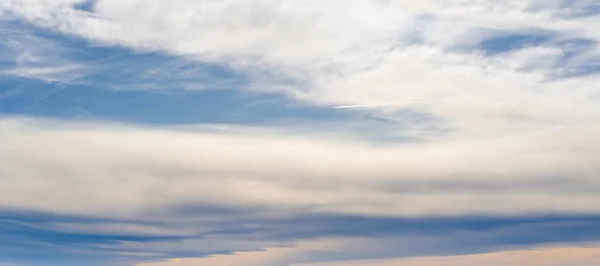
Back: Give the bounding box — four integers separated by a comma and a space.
4, 64, 84, 81
3, 1, 600, 264
3, 0, 600, 138
1, 117, 600, 218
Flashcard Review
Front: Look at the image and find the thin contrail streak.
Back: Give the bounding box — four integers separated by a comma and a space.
332, 100, 450, 109
333, 103, 405, 109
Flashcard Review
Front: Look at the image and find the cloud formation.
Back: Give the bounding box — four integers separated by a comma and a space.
1, 117, 600, 218
4, 0, 600, 138
300, 245, 600, 266
135, 245, 600, 266
2, 0, 600, 265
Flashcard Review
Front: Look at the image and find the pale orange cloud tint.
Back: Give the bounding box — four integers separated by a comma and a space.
139, 245, 600, 266
304, 246, 600, 266
135, 239, 347, 266
136, 247, 295, 266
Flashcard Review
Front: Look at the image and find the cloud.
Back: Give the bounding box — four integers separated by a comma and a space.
136, 248, 296, 266
131, 236, 600, 266
0, 21, 87, 82
1, 116, 600, 218
3, 1, 600, 265
4, 64, 83, 80
297, 245, 600, 266
4, 206, 600, 266
3, 0, 600, 139
134, 240, 342, 266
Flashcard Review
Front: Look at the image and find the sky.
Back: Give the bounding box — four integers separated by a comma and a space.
1, 0, 600, 265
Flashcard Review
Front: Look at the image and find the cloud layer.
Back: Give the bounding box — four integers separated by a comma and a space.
2, 0, 600, 265
4, 0, 600, 138
136, 245, 600, 266
1, 117, 600, 217
299, 245, 600, 266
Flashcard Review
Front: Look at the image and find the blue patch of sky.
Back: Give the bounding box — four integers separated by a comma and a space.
472, 28, 600, 78
0, 20, 358, 126
0, 19, 446, 142
555, 0, 600, 18
0, 77, 353, 125
479, 30, 556, 55
72, 0, 96, 12
0, 220, 184, 245
572, 5, 600, 17
554, 38, 600, 77
0, 19, 252, 90
0, 214, 183, 266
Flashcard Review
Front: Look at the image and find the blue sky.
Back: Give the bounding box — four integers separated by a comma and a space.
2, 1, 600, 266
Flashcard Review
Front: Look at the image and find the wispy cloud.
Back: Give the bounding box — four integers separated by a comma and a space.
4, 65, 84, 81
0, 22, 87, 82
